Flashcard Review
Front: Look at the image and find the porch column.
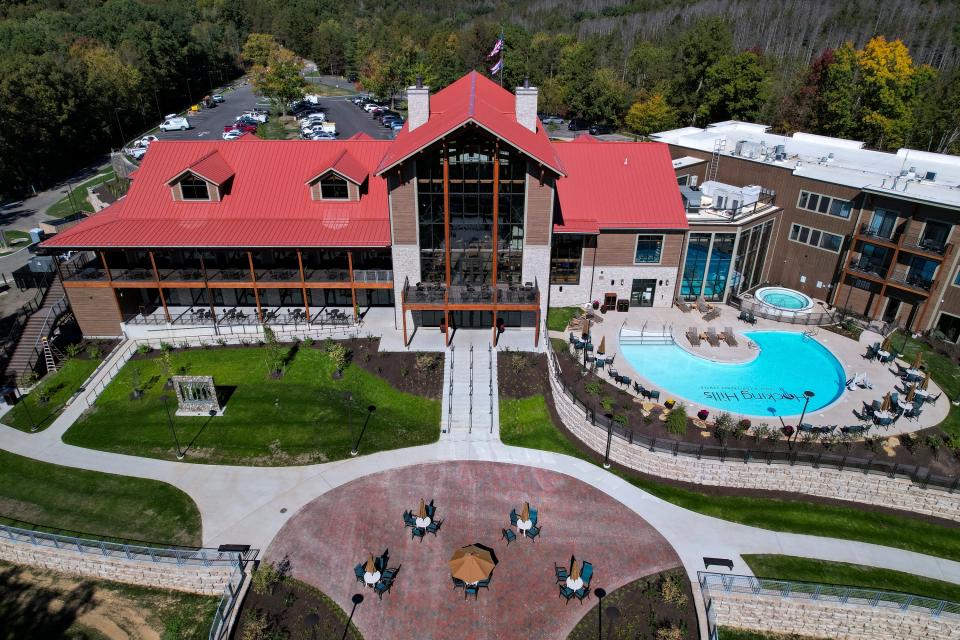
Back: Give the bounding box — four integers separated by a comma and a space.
199, 252, 217, 324
297, 249, 310, 322
148, 251, 171, 323
348, 250, 357, 314
248, 251, 263, 323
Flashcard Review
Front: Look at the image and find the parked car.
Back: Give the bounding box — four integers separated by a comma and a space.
222, 129, 245, 140
138, 135, 159, 146
127, 146, 148, 159
239, 111, 268, 123
391, 120, 405, 132
311, 131, 336, 140
381, 115, 401, 127
566, 118, 589, 131
363, 102, 382, 113
212, 94, 224, 103
540, 114, 564, 125
588, 123, 613, 135
159, 116, 190, 131
235, 116, 260, 127
225, 122, 257, 134
300, 112, 326, 123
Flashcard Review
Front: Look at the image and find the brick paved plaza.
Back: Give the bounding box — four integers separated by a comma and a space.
266, 461, 683, 639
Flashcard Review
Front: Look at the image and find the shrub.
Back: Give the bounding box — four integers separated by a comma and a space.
614, 413, 628, 426
656, 627, 683, 640
926, 435, 944, 457
585, 381, 602, 396
863, 435, 881, 453
34, 383, 51, 405
600, 396, 614, 412
714, 412, 733, 430
262, 326, 285, 376
160, 342, 174, 353
416, 353, 440, 371
323, 337, 336, 353
329, 344, 349, 373
217, 338, 228, 346
660, 573, 687, 607
18, 371, 39, 389
66, 343, 83, 358
302, 336, 313, 348
752, 424, 769, 444
85, 343, 102, 359
136, 344, 151, 355
766, 428, 782, 445
666, 405, 687, 436
251, 561, 281, 595
737, 418, 751, 430
510, 353, 527, 374
158, 350, 173, 382
900, 433, 918, 453
239, 611, 269, 640
130, 366, 143, 396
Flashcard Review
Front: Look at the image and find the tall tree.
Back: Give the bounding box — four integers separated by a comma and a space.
856, 36, 929, 149
696, 52, 771, 123
251, 46, 305, 114
311, 19, 348, 76
625, 93, 677, 136
242, 32, 277, 67
670, 17, 733, 124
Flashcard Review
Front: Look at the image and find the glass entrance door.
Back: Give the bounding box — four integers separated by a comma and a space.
630, 279, 657, 307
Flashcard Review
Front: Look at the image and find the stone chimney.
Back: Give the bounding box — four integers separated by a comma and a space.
407, 75, 430, 132
515, 78, 538, 133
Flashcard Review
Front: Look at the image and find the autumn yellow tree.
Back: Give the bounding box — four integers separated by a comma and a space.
242, 33, 278, 67
250, 47, 306, 114
625, 93, 677, 137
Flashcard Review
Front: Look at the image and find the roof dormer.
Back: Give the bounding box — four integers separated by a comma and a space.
306, 150, 368, 202
166, 150, 234, 201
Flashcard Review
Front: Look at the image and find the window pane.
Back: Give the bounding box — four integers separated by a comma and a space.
635, 235, 663, 263
829, 199, 851, 218
809, 230, 821, 246
790, 224, 800, 240
806, 194, 818, 211
320, 176, 349, 199
798, 192, 808, 209
817, 196, 830, 213
798, 227, 809, 243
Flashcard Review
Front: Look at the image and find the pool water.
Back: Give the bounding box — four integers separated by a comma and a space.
621, 331, 846, 416
759, 289, 809, 310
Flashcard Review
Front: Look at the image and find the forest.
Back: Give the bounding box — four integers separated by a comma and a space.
2, 0, 959, 199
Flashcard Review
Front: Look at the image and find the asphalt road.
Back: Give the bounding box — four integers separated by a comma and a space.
148, 83, 263, 142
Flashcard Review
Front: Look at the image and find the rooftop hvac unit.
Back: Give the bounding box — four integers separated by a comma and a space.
925, 171, 937, 181
690, 175, 698, 187
773, 144, 785, 156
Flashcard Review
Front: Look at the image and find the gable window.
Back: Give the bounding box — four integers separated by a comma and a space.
180, 175, 210, 200
634, 235, 663, 264
320, 175, 349, 199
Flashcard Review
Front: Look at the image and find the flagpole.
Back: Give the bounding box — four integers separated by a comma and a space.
499, 29, 504, 88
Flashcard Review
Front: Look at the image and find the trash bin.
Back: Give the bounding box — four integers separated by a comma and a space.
1, 387, 17, 406
29, 227, 44, 244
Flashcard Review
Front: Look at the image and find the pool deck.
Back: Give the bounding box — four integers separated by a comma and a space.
558, 304, 950, 435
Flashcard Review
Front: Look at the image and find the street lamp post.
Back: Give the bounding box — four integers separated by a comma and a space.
114, 108, 127, 147
796, 390, 815, 444
351, 405, 376, 457
18, 388, 38, 432
602, 413, 614, 469
160, 395, 185, 459
594, 587, 607, 639
340, 593, 364, 640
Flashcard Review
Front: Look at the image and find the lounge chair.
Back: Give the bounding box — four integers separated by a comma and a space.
555, 564, 569, 583
723, 327, 738, 347
706, 327, 721, 347
686, 327, 701, 346
501, 528, 516, 545
696, 296, 710, 313
559, 585, 576, 603
675, 297, 692, 313
704, 308, 720, 322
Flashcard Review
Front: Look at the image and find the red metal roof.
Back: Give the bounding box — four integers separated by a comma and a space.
307, 149, 368, 186
44, 138, 393, 249
376, 71, 564, 177
169, 149, 234, 186
552, 141, 687, 233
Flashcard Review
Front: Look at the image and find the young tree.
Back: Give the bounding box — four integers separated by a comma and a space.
251, 47, 306, 115
696, 52, 771, 124
625, 93, 677, 136
242, 33, 277, 67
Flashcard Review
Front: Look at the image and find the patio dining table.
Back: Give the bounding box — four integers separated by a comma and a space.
363, 570, 381, 586
516, 518, 533, 536
915, 388, 930, 399
565, 576, 583, 590
877, 350, 890, 360
415, 516, 431, 528
896, 400, 911, 411
873, 410, 893, 421
905, 368, 922, 380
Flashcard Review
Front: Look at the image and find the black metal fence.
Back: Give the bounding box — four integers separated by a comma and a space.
546, 342, 960, 493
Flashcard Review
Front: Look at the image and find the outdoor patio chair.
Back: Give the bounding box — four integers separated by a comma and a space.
526, 525, 541, 541
452, 576, 465, 590
569, 332, 577, 344
574, 586, 589, 602
411, 527, 425, 541
509, 509, 518, 526
607, 368, 619, 379
383, 566, 400, 581
881, 352, 897, 363
864, 344, 878, 360
746, 311, 757, 325
464, 585, 479, 600
871, 399, 882, 412
530, 508, 538, 524
798, 423, 815, 433
427, 519, 443, 536
354, 564, 365, 584
403, 511, 416, 528
619, 375, 632, 386
580, 562, 593, 586
890, 392, 899, 405
573, 341, 584, 351
686, 327, 701, 346
426, 501, 436, 519
738, 310, 751, 323
476, 578, 491, 590
926, 392, 942, 404
559, 585, 576, 603
501, 528, 517, 545
374, 580, 393, 600
555, 564, 569, 583
649, 390, 661, 401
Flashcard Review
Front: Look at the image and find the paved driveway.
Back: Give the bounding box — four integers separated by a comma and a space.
266, 461, 682, 640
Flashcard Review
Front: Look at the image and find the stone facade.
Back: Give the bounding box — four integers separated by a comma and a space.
391, 245, 421, 327
583, 265, 678, 308
0, 537, 238, 595
547, 360, 960, 520
709, 590, 960, 640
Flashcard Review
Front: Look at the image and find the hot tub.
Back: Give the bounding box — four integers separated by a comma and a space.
755, 287, 814, 313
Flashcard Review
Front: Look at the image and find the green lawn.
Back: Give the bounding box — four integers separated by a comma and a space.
3, 357, 102, 432
0, 450, 201, 546
743, 554, 960, 603
46, 168, 115, 218
0, 230, 30, 253
500, 394, 960, 562
893, 330, 959, 438
254, 117, 296, 140
64, 345, 440, 465
547, 306, 581, 332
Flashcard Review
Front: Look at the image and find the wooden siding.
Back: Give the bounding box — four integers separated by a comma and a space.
525, 162, 554, 246
388, 163, 417, 245
595, 231, 684, 267
66, 286, 122, 337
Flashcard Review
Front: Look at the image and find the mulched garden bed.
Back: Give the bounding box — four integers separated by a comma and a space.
233, 574, 361, 640
498, 351, 551, 399
548, 339, 960, 477
566, 568, 697, 640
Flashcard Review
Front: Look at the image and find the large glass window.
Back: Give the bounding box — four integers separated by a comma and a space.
936, 312, 960, 343
634, 235, 663, 264
867, 209, 898, 239
179, 175, 209, 200
703, 233, 735, 301
681, 233, 711, 300
798, 190, 852, 219
550, 234, 584, 284
320, 175, 349, 199
789, 223, 843, 253
415, 130, 526, 286
730, 220, 774, 296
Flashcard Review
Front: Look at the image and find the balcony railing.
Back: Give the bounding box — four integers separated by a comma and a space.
403, 281, 539, 306
352, 269, 393, 283
848, 258, 888, 279
857, 223, 896, 243
900, 233, 949, 257
887, 270, 934, 293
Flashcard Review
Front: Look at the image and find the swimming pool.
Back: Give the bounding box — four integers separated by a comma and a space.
620, 331, 846, 416
755, 287, 814, 312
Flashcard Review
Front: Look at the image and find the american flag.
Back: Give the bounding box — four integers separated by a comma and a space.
489, 58, 503, 75
487, 38, 503, 59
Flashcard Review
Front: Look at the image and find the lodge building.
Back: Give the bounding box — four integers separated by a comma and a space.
41, 75, 960, 346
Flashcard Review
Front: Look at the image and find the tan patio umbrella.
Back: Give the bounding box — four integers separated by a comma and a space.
906, 384, 916, 402
582, 317, 591, 340
921, 372, 930, 391
418, 498, 426, 519
881, 335, 892, 352
597, 336, 606, 355
449, 545, 496, 584
364, 553, 375, 573
912, 352, 924, 370
570, 559, 581, 581
881, 392, 891, 412
520, 502, 530, 522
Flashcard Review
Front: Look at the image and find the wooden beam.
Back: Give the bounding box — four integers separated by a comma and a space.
99, 251, 112, 283
402, 308, 408, 346
248, 251, 263, 323
199, 252, 217, 324
443, 142, 451, 288
148, 250, 171, 322
297, 249, 310, 321
492, 141, 499, 301
347, 250, 357, 314
535, 306, 541, 347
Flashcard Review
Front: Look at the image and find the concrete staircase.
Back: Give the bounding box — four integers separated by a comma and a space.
440, 343, 499, 441
4, 278, 67, 379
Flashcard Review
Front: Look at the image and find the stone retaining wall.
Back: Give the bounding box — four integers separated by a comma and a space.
0, 537, 237, 595
709, 590, 960, 640
547, 367, 960, 521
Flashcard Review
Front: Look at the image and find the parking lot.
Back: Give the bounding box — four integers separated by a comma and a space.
143, 81, 392, 145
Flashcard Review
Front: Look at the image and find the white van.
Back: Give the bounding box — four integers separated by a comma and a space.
159, 116, 190, 132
